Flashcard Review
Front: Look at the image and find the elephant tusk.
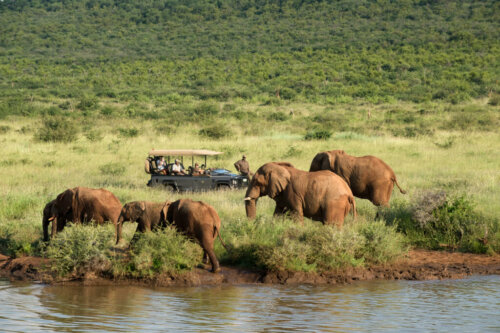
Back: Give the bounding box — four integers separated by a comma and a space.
244, 197, 252, 201
48, 216, 55, 221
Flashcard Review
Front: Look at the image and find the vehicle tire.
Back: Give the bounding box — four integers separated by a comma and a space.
164, 184, 177, 192
217, 184, 230, 191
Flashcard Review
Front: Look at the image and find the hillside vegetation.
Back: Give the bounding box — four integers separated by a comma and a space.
1, 0, 499, 118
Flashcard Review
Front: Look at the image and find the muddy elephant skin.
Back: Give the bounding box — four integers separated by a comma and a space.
116, 201, 165, 244
309, 150, 406, 206
245, 162, 356, 227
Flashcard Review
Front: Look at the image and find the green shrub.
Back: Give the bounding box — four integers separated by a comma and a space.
99, 162, 126, 176
45, 224, 115, 276
155, 123, 177, 135
267, 112, 289, 122
193, 102, 219, 119
118, 127, 139, 138
221, 216, 407, 273
382, 191, 499, 253
199, 123, 233, 139
488, 94, 500, 106
0, 125, 11, 134
85, 129, 103, 142
304, 129, 332, 140
35, 117, 78, 143
77, 96, 99, 110
120, 227, 203, 277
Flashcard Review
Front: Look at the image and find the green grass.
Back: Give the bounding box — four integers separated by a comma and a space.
0, 98, 499, 277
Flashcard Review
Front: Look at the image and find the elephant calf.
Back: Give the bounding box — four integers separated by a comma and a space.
309, 150, 406, 207
116, 201, 165, 244
161, 199, 227, 273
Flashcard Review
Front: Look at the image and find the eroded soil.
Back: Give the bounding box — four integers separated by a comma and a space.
1, 250, 499, 286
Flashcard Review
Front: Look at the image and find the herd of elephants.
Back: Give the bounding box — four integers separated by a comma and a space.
42, 149, 406, 273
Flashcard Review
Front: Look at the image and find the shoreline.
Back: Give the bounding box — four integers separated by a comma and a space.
1, 250, 499, 287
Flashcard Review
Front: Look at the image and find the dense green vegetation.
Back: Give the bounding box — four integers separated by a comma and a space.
1, 0, 499, 118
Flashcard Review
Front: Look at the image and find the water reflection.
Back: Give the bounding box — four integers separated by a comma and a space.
0, 276, 499, 332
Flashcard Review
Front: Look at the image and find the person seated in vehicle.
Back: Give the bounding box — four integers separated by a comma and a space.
171, 159, 186, 175
156, 156, 167, 175
192, 163, 205, 176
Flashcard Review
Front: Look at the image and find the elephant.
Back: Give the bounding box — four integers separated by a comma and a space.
244, 162, 356, 227
161, 199, 228, 273
116, 201, 165, 244
44, 187, 122, 240
309, 150, 406, 207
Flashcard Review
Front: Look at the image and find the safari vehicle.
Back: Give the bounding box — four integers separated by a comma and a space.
145, 149, 249, 192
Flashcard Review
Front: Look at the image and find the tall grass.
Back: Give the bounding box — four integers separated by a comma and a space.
0, 100, 498, 277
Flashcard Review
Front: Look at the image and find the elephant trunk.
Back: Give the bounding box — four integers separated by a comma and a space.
244, 185, 260, 219
245, 198, 257, 219
42, 217, 50, 242
50, 216, 58, 240
116, 214, 124, 244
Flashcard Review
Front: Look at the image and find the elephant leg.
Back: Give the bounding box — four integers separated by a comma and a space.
323, 199, 347, 228
202, 250, 209, 264
200, 236, 220, 273
51, 218, 58, 239
289, 208, 304, 225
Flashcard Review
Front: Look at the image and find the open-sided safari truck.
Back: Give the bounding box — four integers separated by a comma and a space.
145, 149, 249, 192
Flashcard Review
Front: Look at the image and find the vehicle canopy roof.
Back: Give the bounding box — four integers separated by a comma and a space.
148, 149, 223, 157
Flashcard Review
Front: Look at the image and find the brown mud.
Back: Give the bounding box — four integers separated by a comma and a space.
1, 250, 499, 287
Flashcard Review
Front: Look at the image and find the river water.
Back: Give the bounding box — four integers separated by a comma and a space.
0, 275, 498, 332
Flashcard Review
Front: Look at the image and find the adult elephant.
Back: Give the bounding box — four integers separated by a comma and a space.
309, 150, 406, 207
161, 199, 228, 273
244, 162, 356, 227
116, 201, 164, 244
44, 187, 122, 240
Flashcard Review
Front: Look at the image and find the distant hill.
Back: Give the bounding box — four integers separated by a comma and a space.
0, 0, 499, 114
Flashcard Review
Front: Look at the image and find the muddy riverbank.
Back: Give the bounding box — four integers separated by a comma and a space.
1, 250, 499, 286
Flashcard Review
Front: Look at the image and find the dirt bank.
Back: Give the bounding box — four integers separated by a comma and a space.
1, 250, 499, 286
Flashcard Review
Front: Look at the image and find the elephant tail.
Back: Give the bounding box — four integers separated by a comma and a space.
349, 196, 357, 219
393, 177, 407, 194
214, 226, 230, 252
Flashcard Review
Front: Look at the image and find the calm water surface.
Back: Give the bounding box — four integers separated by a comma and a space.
0, 275, 499, 332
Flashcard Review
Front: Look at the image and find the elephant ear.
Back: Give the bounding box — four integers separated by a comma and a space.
161, 201, 171, 224
137, 201, 146, 211
268, 164, 291, 198
57, 188, 75, 215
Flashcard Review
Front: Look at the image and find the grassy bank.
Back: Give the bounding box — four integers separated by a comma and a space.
0, 99, 498, 277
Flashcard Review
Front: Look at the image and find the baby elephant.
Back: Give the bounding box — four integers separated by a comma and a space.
116, 201, 165, 244
161, 199, 227, 273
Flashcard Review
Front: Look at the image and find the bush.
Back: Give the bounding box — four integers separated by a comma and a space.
0, 218, 43, 257
221, 216, 407, 273
85, 129, 103, 142
77, 96, 99, 110
267, 112, 289, 122
0, 125, 11, 134
35, 117, 78, 143
45, 224, 114, 276
118, 127, 139, 138
304, 129, 332, 140
488, 94, 500, 106
120, 227, 203, 277
193, 102, 219, 119
199, 123, 233, 139
381, 191, 499, 253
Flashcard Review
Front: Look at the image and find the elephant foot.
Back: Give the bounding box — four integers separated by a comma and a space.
211, 266, 221, 273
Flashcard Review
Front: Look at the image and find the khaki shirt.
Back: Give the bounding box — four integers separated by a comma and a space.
234, 159, 250, 174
